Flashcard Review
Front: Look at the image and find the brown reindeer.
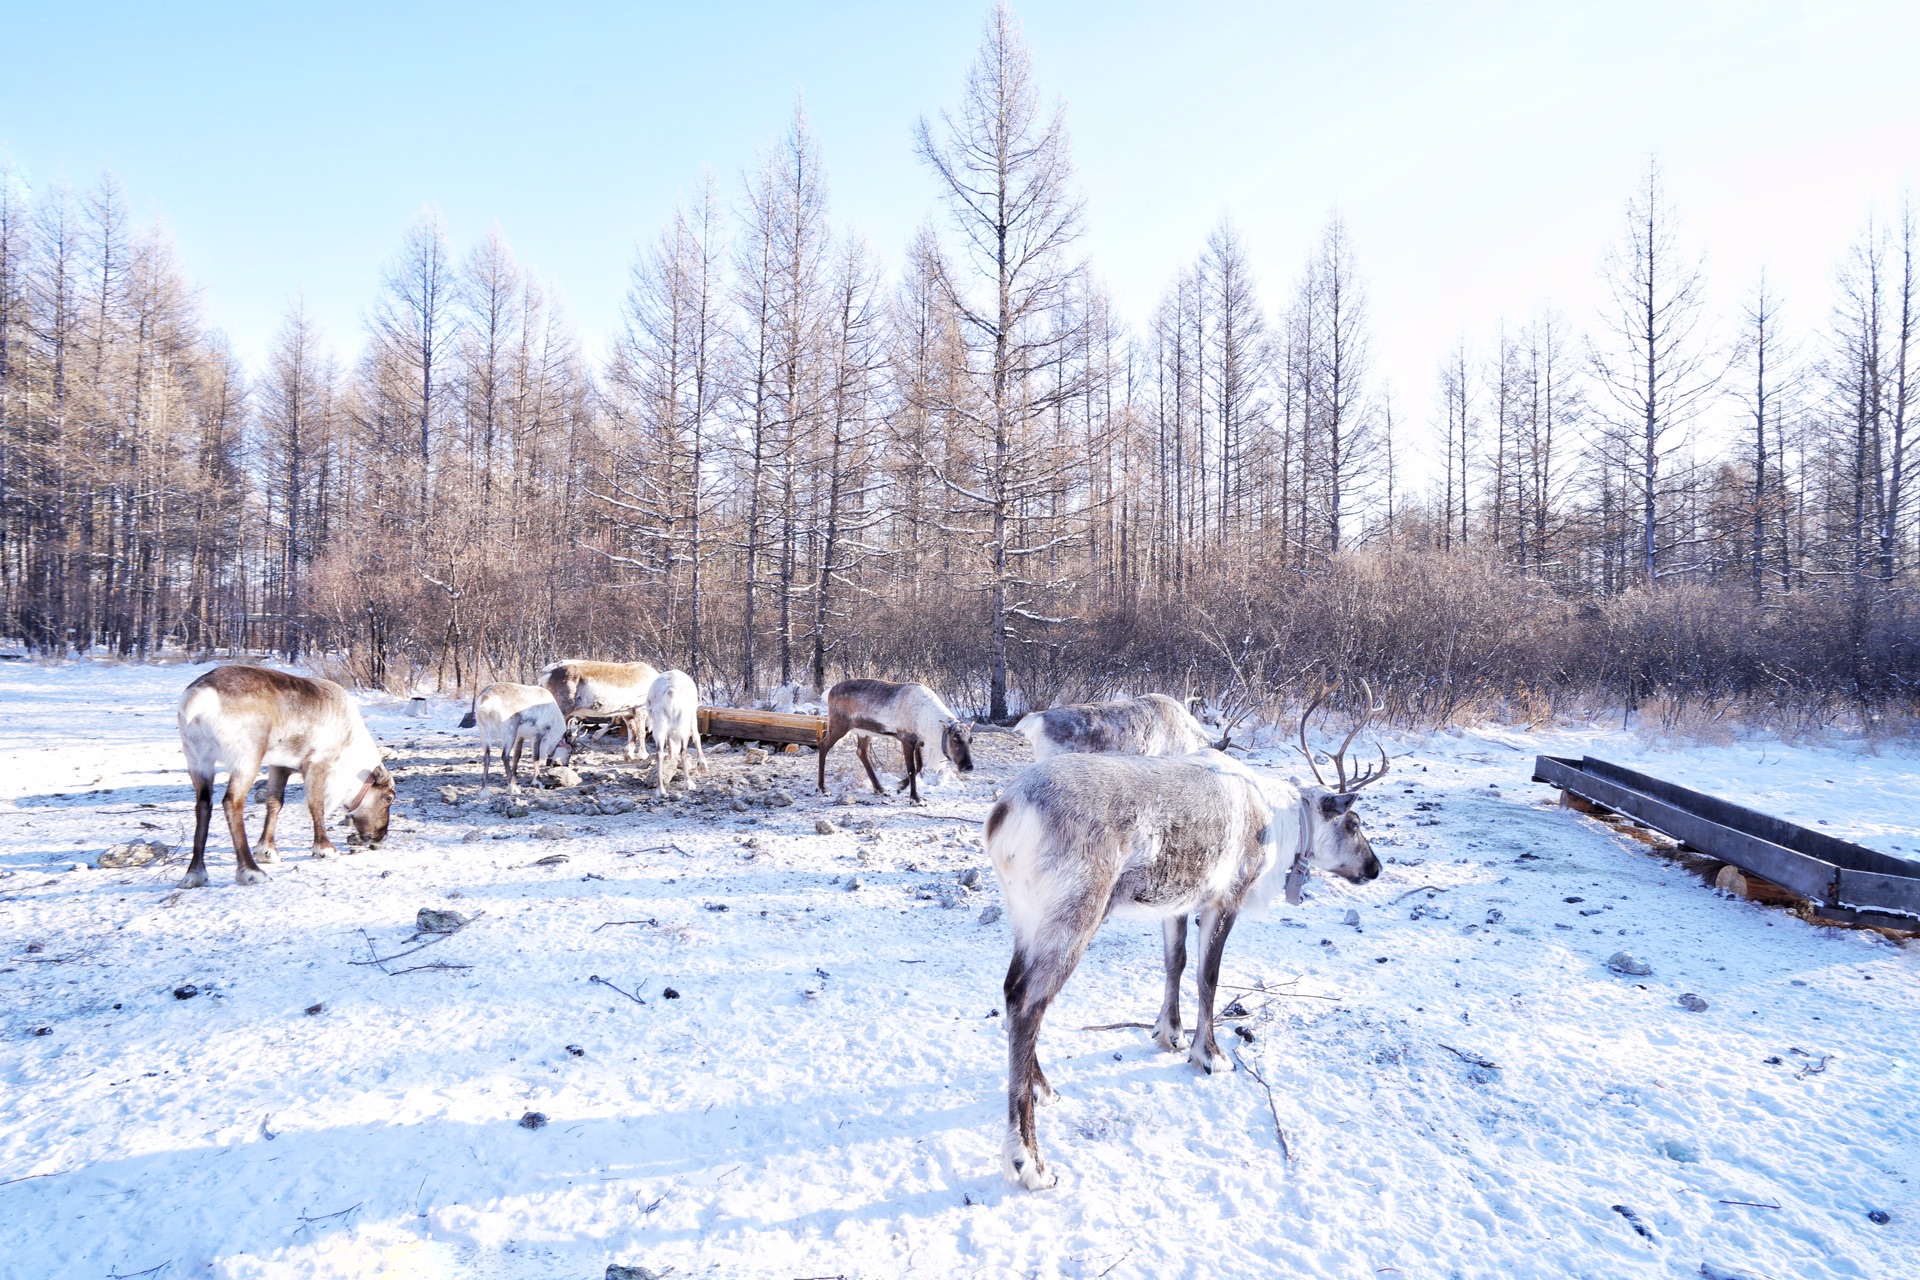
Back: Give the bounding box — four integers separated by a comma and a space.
176, 666, 394, 887
541, 659, 661, 759
817, 679, 974, 803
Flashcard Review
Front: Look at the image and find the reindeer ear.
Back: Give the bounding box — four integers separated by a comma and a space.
373, 765, 394, 786
1318, 793, 1356, 818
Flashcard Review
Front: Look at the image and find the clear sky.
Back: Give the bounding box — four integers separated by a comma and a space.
3, 0, 1916, 467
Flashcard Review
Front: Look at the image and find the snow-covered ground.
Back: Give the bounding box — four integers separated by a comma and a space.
1, 660, 1916, 1280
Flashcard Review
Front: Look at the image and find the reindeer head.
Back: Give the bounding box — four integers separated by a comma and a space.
943, 719, 976, 773
547, 725, 575, 769
348, 764, 396, 848
1296, 681, 1389, 885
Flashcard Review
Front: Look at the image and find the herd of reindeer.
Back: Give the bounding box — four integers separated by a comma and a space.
171, 657, 1391, 1190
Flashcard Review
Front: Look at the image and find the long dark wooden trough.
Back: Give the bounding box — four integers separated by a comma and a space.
1533, 755, 1920, 931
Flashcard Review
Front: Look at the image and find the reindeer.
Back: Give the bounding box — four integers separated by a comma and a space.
1014, 693, 1220, 762
645, 669, 709, 795
541, 659, 660, 760
176, 665, 395, 887
467, 681, 573, 796
817, 678, 974, 803
985, 717, 1388, 1190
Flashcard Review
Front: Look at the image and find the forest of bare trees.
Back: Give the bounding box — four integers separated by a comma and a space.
1, 8, 1914, 730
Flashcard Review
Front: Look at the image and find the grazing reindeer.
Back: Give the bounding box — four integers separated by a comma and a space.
468, 682, 573, 796
1014, 693, 1220, 761
542, 659, 660, 759
645, 669, 708, 795
176, 665, 394, 887
985, 748, 1385, 1190
817, 679, 974, 803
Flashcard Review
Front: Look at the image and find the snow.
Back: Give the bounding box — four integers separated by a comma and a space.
2, 659, 1916, 1279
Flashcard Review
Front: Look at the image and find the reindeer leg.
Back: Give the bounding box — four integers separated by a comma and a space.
256, 766, 292, 863
223, 754, 269, 885
1002, 905, 1105, 1191
816, 715, 849, 793
507, 741, 525, 796
479, 739, 493, 797
1153, 914, 1190, 1052
897, 735, 924, 801
303, 762, 337, 858
854, 735, 886, 795
183, 772, 215, 888
1188, 904, 1239, 1075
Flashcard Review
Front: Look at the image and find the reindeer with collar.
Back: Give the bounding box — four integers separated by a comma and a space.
176, 665, 395, 887
817, 678, 974, 802
984, 684, 1389, 1190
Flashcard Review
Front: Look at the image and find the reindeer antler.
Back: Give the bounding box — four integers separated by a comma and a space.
1297, 678, 1391, 793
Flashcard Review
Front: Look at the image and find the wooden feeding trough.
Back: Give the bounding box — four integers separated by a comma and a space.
697, 706, 826, 750
1534, 755, 1920, 932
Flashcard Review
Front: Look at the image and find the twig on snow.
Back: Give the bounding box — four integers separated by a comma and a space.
1794, 1053, 1831, 1080
591, 974, 648, 1006
1717, 1199, 1781, 1209
592, 918, 659, 933
350, 930, 454, 967
1080, 1021, 1156, 1032
0, 1168, 68, 1187
292, 1201, 362, 1236
1391, 884, 1450, 904
107, 1264, 170, 1280
1096, 1248, 1136, 1278
1217, 981, 1341, 1002
1439, 1043, 1499, 1070
357, 929, 390, 975
387, 961, 472, 976
1233, 1047, 1291, 1162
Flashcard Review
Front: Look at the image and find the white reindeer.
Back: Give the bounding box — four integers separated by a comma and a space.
176, 665, 394, 887
817, 678, 974, 803
541, 659, 660, 759
646, 669, 708, 795
1014, 692, 1218, 761
467, 681, 573, 796
984, 748, 1384, 1190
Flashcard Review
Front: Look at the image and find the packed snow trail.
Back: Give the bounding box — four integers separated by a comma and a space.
1, 661, 1915, 1279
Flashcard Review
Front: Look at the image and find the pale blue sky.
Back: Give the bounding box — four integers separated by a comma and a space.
4, 1, 1916, 460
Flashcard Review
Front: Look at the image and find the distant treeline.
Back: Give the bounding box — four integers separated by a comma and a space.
0, 7, 1913, 726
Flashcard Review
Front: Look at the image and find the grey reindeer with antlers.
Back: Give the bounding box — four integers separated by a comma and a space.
983, 681, 1391, 1190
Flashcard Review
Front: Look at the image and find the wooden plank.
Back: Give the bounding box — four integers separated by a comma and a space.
697, 706, 825, 747
1581, 757, 1920, 879
1534, 756, 1840, 902
1832, 866, 1920, 920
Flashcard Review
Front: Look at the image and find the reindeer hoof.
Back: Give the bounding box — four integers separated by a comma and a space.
1189, 1041, 1231, 1075
1033, 1079, 1061, 1107
180, 867, 209, 889
257, 847, 279, 864
1002, 1130, 1059, 1191
235, 866, 269, 886
1153, 1025, 1184, 1054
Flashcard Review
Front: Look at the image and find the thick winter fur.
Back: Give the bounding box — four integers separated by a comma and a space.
541, 659, 660, 760
175, 665, 394, 887
646, 669, 708, 795
817, 678, 974, 803
471, 681, 572, 796
984, 750, 1381, 1190
1015, 693, 1211, 762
